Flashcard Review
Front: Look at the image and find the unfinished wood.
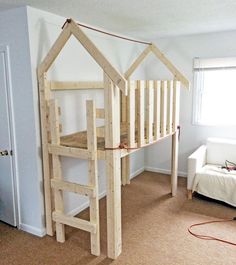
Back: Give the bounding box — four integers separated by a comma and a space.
172, 80, 180, 132
48, 144, 93, 160
96, 127, 105, 137
38, 73, 54, 236
38, 24, 71, 78
171, 131, 179, 196
86, 100, 100, 256
49, 99, 65, 243
52, 212, 96, 234
121, 156, 130, 186
49, 81, 103, 91
151, 44, 189, 89
70, 20, 127, 95
160, 81, 167, 137
104, 73, 122, 259
96, 108, 105, 119
124, 46, 152, 79
51, 179, 95, 197
137, 80, 145, 147
153, 80, 161, 140
145, 80, 153, 143
127, 80, 136, 148
166, 80, 173, 134
187, 190, 193, 200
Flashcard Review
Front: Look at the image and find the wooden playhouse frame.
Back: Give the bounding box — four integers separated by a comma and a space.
37, 19, 189, 259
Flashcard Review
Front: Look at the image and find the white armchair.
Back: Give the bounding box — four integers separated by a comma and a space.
187, 138, 236, 206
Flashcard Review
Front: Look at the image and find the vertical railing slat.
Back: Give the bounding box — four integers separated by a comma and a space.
172, 80, 180, 132
128, 80, 135, 147
154, 80, 161, 140
160, 80, 167, 137
137, 80, 145, 147
167, 80, 173, 135
145, 80, 153, 143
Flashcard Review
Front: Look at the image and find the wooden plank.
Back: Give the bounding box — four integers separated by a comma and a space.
38, 74, 54, 236
38, 24, 72, 78
160, 81, 167, 137
153, 80, 161, 140
124, 46, 152, 79
96, 127, 105, 137
121, 156, 130, 186
49, 99, 65, 243
171, 131, 179, 196
166, 80, 173, 134
50, 81, 104, 90
172, 80, 180, 132
52, 212, 96, 234
96, 108, 105, 119
137, 80, 145, 147
127, 80, 136, 148
70, 20, 127, 95
86, 100, 100, 256
145, 80, 153, 143
151, 44, 189, 89
48, 144, 93, 160
104, 73, 122, 259
51, 179, 95, 197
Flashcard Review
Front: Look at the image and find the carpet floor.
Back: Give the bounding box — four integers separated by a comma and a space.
1, 171, 236, 265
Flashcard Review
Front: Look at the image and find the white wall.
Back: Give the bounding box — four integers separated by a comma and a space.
0, 7, 45, 235
145, 30, 236, 175
27, 7, 145, 224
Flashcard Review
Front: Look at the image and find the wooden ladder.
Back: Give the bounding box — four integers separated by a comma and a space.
48, 99, 100, 256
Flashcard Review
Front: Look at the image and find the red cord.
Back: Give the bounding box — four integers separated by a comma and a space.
62, 19, 151, 45
188, 218, 236, 246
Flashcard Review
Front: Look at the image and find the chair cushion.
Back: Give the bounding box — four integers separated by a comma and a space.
193, 164, 236, 207
206, 138, 236, 165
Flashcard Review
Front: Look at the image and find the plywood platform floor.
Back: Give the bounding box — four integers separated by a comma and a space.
1, 172, 236, 265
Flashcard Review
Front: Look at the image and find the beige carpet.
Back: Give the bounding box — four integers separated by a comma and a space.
1, 172, 236, 265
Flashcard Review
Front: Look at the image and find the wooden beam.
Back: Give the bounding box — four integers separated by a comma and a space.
96, 108, 105, 119
137, 80, 145, 147
48, 144, 93, 160
160, 81, 167, 137
153, 80, 161, 141
86, 100, 100, 256
171, 131, 179, 196
124, 46, 152, 79
172, 80, 180, 132
145, 81, 153, 143
70, 20, 127, 95
38, 24, 72, 78
166, 80, 173, 134
104, 73, 122, 259
150, 44, 189, 89
52, 212, 96, 234
49, 99, 65, 243
127, 81, 136, 148
49, 81, 103, 91
51, 179, 95, 197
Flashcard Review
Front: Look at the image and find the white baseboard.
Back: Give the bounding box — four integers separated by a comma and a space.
67, 190, 107, 216
67, 167, 145, 217
145, 166, 187, 177
130, 167, 145, 180
19, 223, 46, 237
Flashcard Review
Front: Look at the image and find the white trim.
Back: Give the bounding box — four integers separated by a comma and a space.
19, 223, 46, 237
130, 167, 145, 180
145, 166, 187, 177
67, 167, 145, 217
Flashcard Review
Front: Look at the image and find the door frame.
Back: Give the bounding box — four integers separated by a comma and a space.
0, 44, 19, 227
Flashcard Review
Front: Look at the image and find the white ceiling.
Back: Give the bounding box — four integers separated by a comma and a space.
1, 0, 236, 40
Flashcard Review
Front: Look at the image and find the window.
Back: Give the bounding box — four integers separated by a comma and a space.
193, 57, 236, 126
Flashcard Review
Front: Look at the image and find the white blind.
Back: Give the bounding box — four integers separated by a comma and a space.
194, 57, 236, 70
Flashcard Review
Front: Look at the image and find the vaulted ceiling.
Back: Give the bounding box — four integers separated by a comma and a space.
1, 0, 236, 40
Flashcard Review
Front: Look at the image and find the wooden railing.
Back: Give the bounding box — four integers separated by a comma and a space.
127, 80, 180, 148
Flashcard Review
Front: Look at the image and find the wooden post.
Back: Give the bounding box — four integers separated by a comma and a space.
153, 80, 161, 141
38, 73, 54, 236
49, 99, 65, 242
127, 80, 135, 148
167, 81, 173, 135
171, 80, 180, 196
104, 73, 122, 259
145, 81, 153, 143
86, 100, 100, 256
160, 81, 167, 137
137, 80, 145, 147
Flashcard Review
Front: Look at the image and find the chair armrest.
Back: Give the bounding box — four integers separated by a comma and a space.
187, 145, 207, 190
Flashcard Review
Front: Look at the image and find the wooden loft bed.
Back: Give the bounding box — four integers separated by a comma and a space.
37, 19, 189, 259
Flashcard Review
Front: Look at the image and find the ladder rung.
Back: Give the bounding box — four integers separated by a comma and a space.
52, 212, 96, 234
51, 179, 96, 197
48, 144, 94, 160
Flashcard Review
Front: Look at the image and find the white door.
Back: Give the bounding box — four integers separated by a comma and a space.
0, 45, 17, 226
